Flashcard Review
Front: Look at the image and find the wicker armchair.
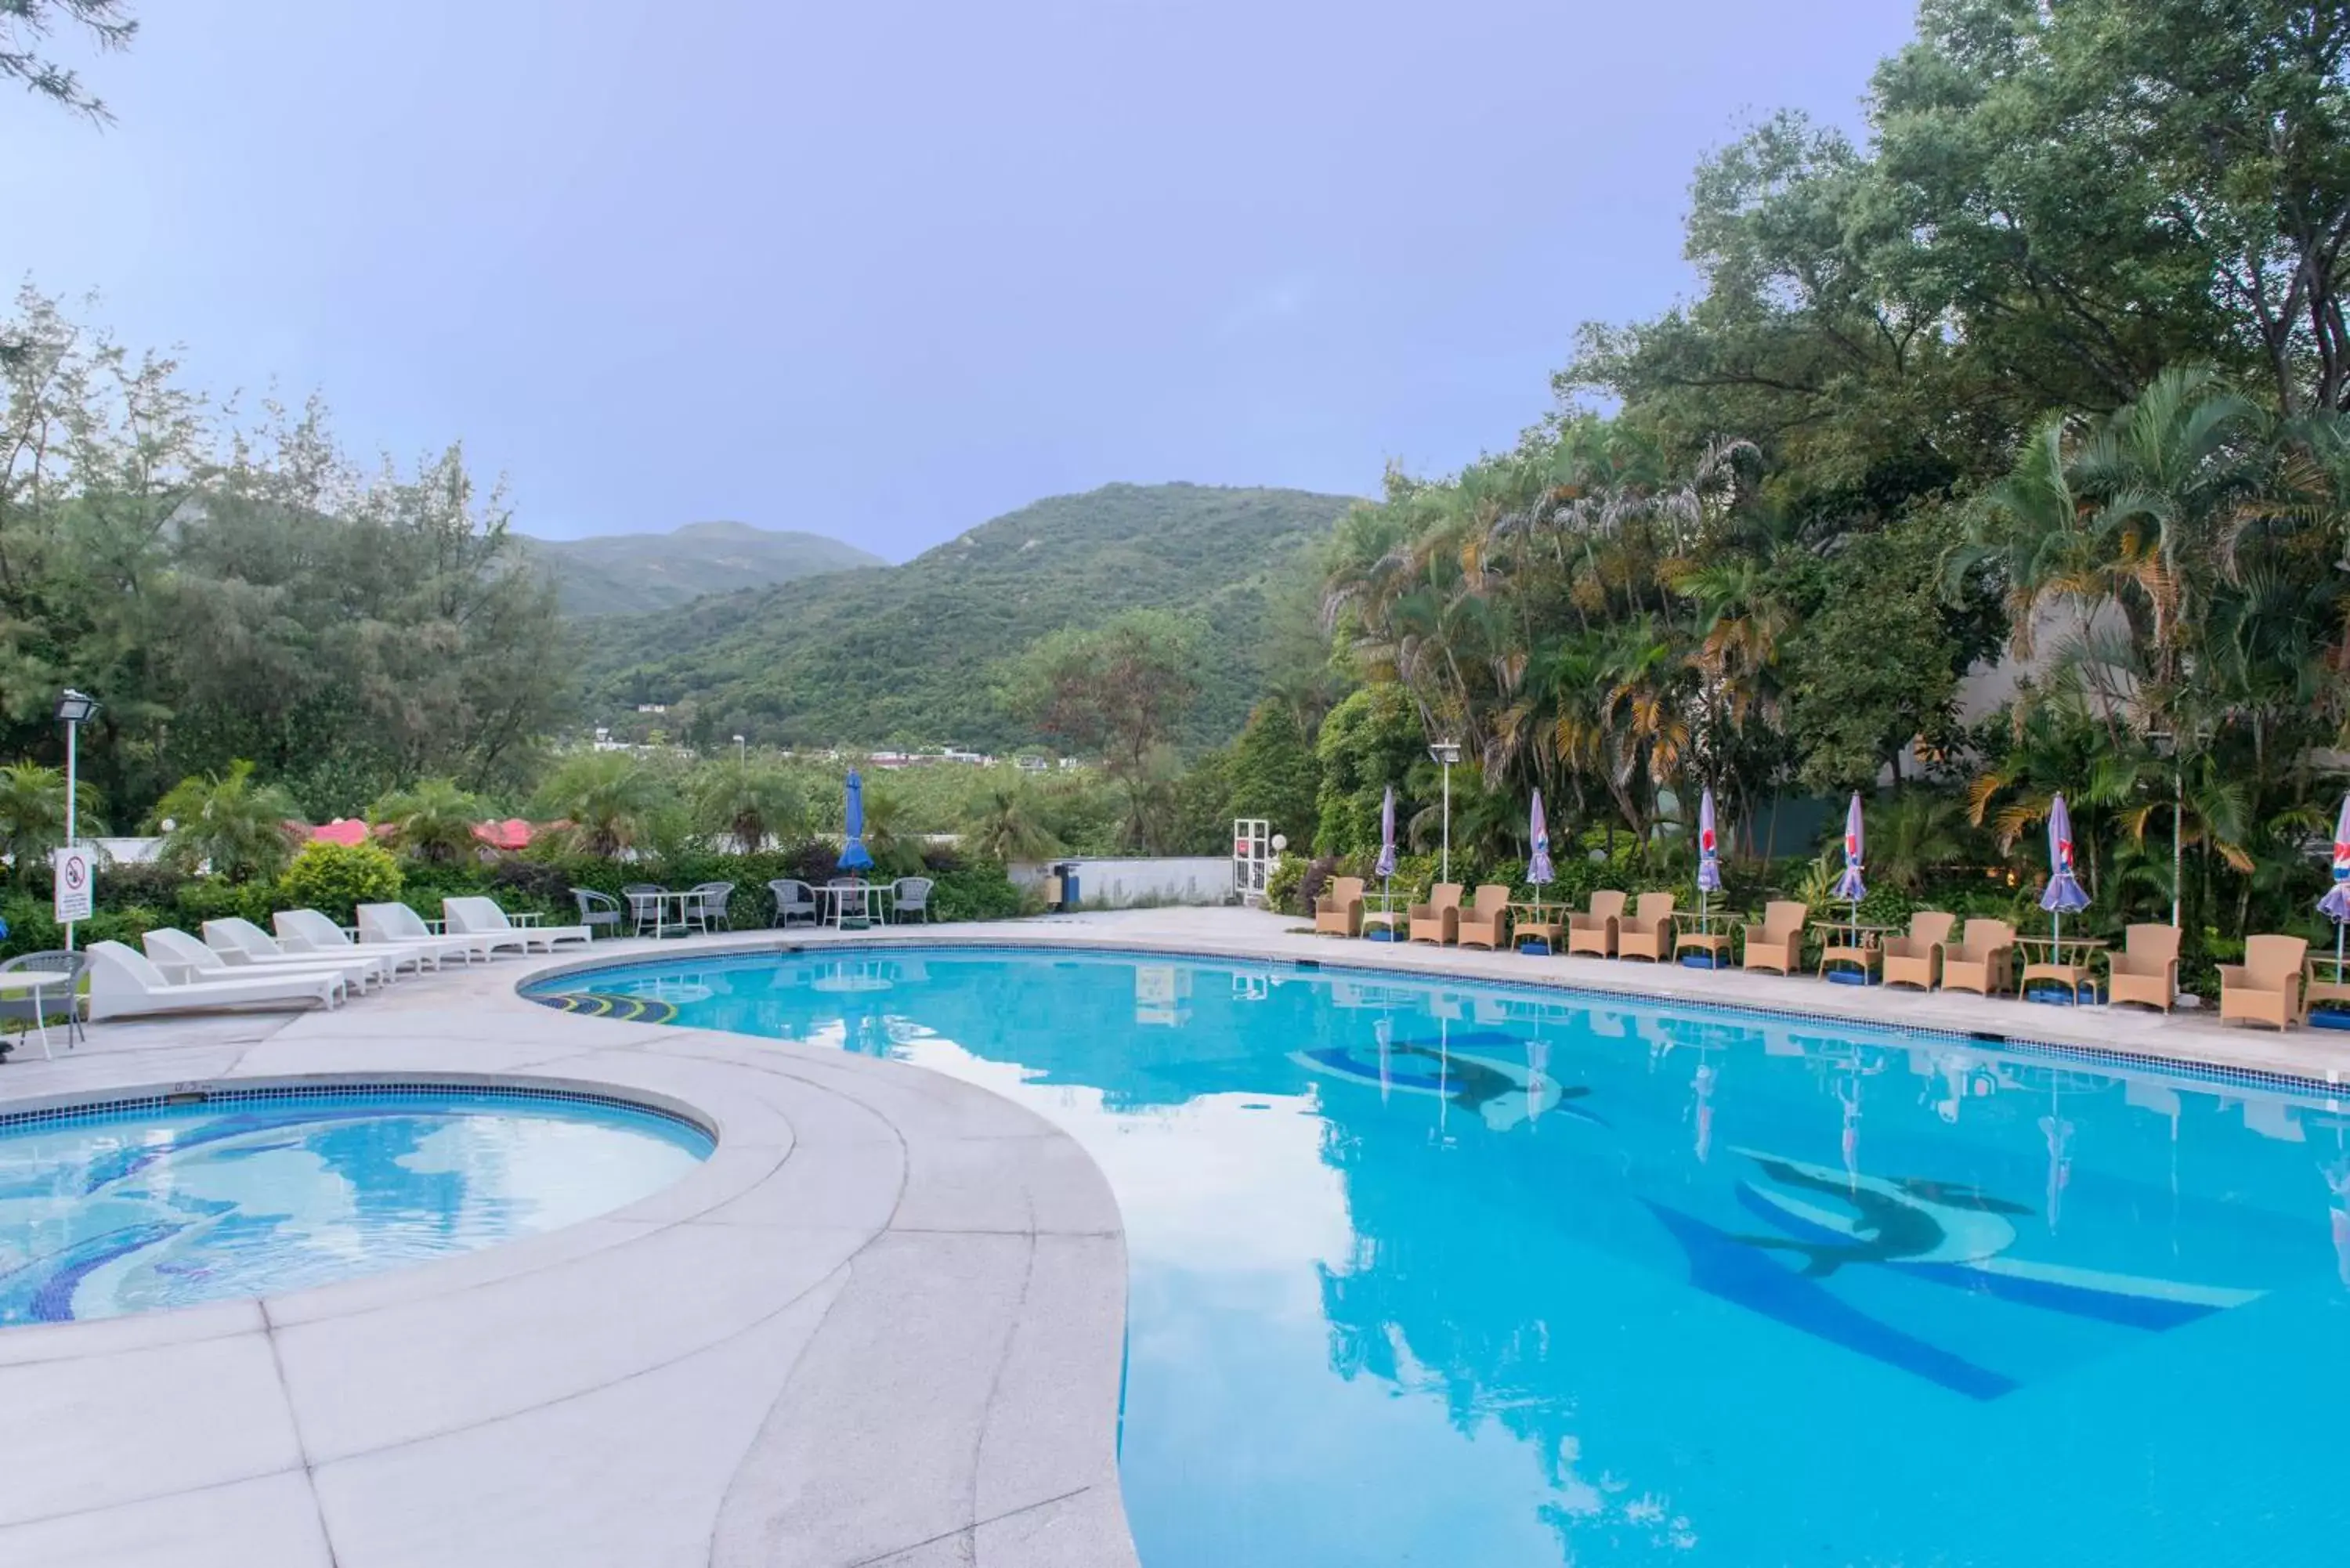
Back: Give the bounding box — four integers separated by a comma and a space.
2106, 924, 2181, 1013
1408, 883, 1463, 945
1616, 893, 1677, 963
1565, 891, 1628, 959
1457, 885, 1513, 951
1741, 901, 1808, 975
1314, 876, 1366, 938
1882, 911, 1958, 992
2219, 934, 2306, 1030
1940, 919, 2018, 999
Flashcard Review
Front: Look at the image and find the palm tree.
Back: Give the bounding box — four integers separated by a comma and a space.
532, 753, 674, 858
853, 782, 925, 876
1870, 790, 1977, 894
690, 760, 805, 854
0, 762, 100, 885
962, 785, 1060, 864
369, 776, 484, 864
150, 760, 303, 880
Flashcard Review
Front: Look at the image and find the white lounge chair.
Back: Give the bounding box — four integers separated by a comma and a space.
87, 940, 342, 1021
201, 916, 399, 989
356, 902, 496, 964
142, 929, 358, 1000
273, 908, 444, 974
443, 896, 592, 954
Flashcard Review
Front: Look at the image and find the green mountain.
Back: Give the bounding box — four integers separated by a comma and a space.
580, 482, 1360, 751
521, 520, 885, 616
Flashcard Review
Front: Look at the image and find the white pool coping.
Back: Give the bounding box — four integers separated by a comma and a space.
4, 905, 2345, 1568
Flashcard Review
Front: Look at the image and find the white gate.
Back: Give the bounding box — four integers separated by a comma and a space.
1232, 818, 1273, 906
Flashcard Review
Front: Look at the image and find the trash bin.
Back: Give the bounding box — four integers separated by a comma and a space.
1053, 862, 1081, 912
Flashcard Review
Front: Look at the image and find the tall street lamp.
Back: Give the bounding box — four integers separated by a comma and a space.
56, 689, 98, 951
2148, 728, 2181, 928
1429, 739, 1462, 884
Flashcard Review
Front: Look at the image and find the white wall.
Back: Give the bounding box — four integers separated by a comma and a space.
1010, 856, 1235, 909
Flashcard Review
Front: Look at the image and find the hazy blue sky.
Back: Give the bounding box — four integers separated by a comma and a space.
14, 1, 1914, 555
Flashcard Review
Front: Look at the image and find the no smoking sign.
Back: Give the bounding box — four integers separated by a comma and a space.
53, 845, 93, 924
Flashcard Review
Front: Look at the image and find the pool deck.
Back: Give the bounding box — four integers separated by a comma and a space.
2, 905, 2345, 1568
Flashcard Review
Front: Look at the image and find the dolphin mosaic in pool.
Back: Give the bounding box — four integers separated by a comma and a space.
1292, 1030, 1600, 1133
1648, 1147, 2266, 1399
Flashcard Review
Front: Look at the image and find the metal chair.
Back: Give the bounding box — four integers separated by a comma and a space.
0, 949, 89, 1057
768, 879, 817, 928
621, 883, 665, 938
889, 876, 935, 923
689, 881, 736, 934
571, 888, 624, 941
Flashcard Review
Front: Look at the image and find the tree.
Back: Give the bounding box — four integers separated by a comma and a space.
0, 760, 97, 883
1784, 520, 1985, 793
1001, 610, 1199, 852
1312, 683, 1423, 854
532, 753, 674, 859
150, 760, 303, 881
1, 1, 136, 121
1868, 789, 1977, 894
0, 290, 569, 822
689, 758, 804, 854
369, 777, 485, 865
960, 784, 1061, 864
1224, 703, 1320, 847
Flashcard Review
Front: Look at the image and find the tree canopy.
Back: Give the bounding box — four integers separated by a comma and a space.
0, 287, 570, 823
1, 0, 135, 121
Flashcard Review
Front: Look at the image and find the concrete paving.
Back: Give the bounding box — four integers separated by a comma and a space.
2, 905, 2342, 1568
0, 939, 1134, 1568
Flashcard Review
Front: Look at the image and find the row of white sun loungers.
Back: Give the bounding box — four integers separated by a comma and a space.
81, 898, 593, 1022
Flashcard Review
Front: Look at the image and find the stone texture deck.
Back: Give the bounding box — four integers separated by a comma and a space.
0, 942, 1133, 1568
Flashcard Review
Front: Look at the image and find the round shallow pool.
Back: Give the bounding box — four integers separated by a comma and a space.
530, 945, 2349, 1567
0, 1086, 711, 1324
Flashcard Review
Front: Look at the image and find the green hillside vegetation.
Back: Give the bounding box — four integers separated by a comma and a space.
518, 521, 884, 616
579, 483, 1358, 752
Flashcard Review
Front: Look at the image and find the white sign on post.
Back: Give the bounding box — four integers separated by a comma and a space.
53, 845, 94, 925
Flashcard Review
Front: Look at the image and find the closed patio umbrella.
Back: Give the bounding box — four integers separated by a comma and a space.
1832, 792, 1866, 943
1696, 787, 1723, 913
1372, 785, 1397, 939
2318, 793, 2350, 974
839, 769, 875, 874
1527, 789, 1555, 923
1376, 784, 1397, 881
2040, 792, 2089, 943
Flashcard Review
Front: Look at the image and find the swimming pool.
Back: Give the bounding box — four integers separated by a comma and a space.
0, 1086, 712, 1324
530, 946, 2350, 1566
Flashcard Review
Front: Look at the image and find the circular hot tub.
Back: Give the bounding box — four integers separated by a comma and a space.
0, 1082, 712, 1324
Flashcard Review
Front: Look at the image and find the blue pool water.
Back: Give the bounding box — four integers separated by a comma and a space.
530, 948, 2350, 1566
0, 1089, 710, 1323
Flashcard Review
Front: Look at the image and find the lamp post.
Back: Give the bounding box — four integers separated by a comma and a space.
55, 689, 98, 952
2148, 728, 2181, 928
1429, 739, 1461, 884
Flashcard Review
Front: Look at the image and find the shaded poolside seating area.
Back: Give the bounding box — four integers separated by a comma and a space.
1296, 873, 2321, 1028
